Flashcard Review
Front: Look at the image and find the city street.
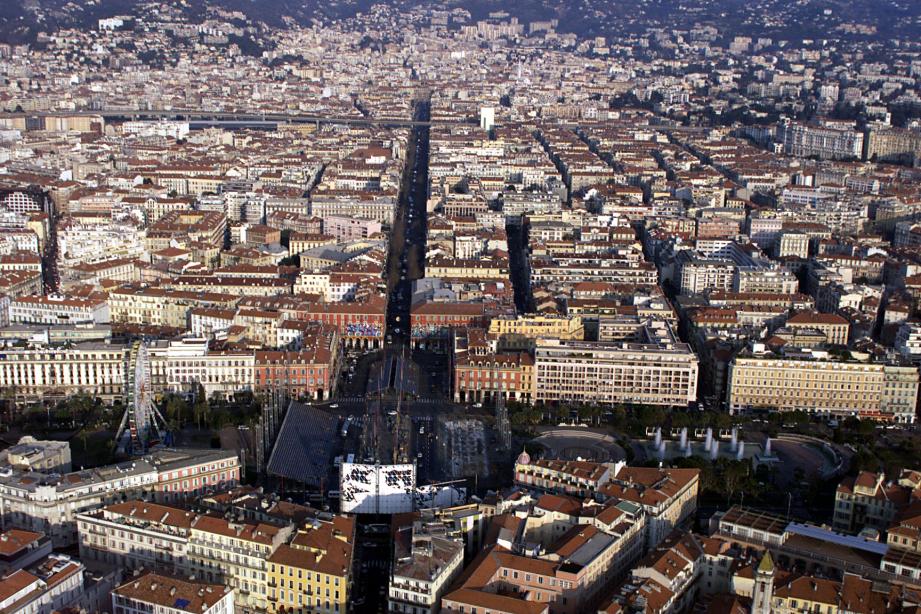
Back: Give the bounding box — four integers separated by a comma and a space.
384, 97, 431, 346
343, 97, 432, 612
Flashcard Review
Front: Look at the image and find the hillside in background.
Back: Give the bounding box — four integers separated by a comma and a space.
1, 0, 918, 45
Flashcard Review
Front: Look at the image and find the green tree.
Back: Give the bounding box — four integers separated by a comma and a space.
193, 384, 210, 430
164, 394, 187, 427
856, 419, 876, 437
674, 456, 717, 494
608, 406, 627, 428
719, 459, 751, 504
578, 405, 601, 426
553, 406, 570, 423
636, 406, 665, 428
710, 412, 733, 429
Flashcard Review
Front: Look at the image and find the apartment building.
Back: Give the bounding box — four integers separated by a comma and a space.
605, 531, 705, 614
864, 126, 921, 163
677, 252, 735, 296
832, 469, 921, 534
733, 267, 799, 295
254, 344, 340, 401
321, 215, 382, 241
9, 294, 110, 325
410, 301, 488, 348
109, 286, 239, 329
887, 501, 921, 556
0, 460, 158, 546
293, 269, 371, 303
425, 257, 509, 280
775, 231, 810, 259
514, 454, 614, 498
286, 297, 387, 349
524, 494, 587, 545
442, 588, 548, 614
0, 553, 85, 614
146, 448, 241, 503
0, 252, 43, 273
0, 187, 48, 215
727, 348, 919, 422
530, 260, 659, 288
112, 572, 234, 614
0, 341, 128, 402
442, 528, 623, 614
146, 210, 227, 253
1, 448, 238, 547
310, 192, 396, 225
388, 521, 464, 614
894, 222, 921, 248
533, 332, 698, 407
487, 315, 585, 347
776, 120, 864, 160
167, 274, 294, 297
770, 576, 842, 613
600, 466, 701, 550
0, 270, 43, 298
148, 338, 255, 399
188, 516, 293, 613
453, 351, 534, 404
64, 257, 139, 288
523, 496, 647, 581
266, 516, 355, 614
0, 529, 52, 574
83, 501, 345, 614
77, 501, 194, 574
784, 311, 850, 346
190, 308, 236, 338
57, 219, 145, 268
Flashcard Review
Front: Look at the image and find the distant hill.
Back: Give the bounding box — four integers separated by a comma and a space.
0, 0, 917, 45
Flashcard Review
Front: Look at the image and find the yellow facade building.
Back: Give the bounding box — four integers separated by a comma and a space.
267, 516, 354, 614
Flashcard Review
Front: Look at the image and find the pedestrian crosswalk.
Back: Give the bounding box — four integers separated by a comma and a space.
331, 396, 451, 405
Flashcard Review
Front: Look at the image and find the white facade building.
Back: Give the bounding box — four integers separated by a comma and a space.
10, 295, 110, 325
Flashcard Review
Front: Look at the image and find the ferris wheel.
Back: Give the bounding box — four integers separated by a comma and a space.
116, 341, 169, 455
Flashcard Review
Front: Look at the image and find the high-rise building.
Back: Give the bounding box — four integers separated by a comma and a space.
533, 324, 698, 407
776, 120, 864, 160
479, 107, 495, 131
